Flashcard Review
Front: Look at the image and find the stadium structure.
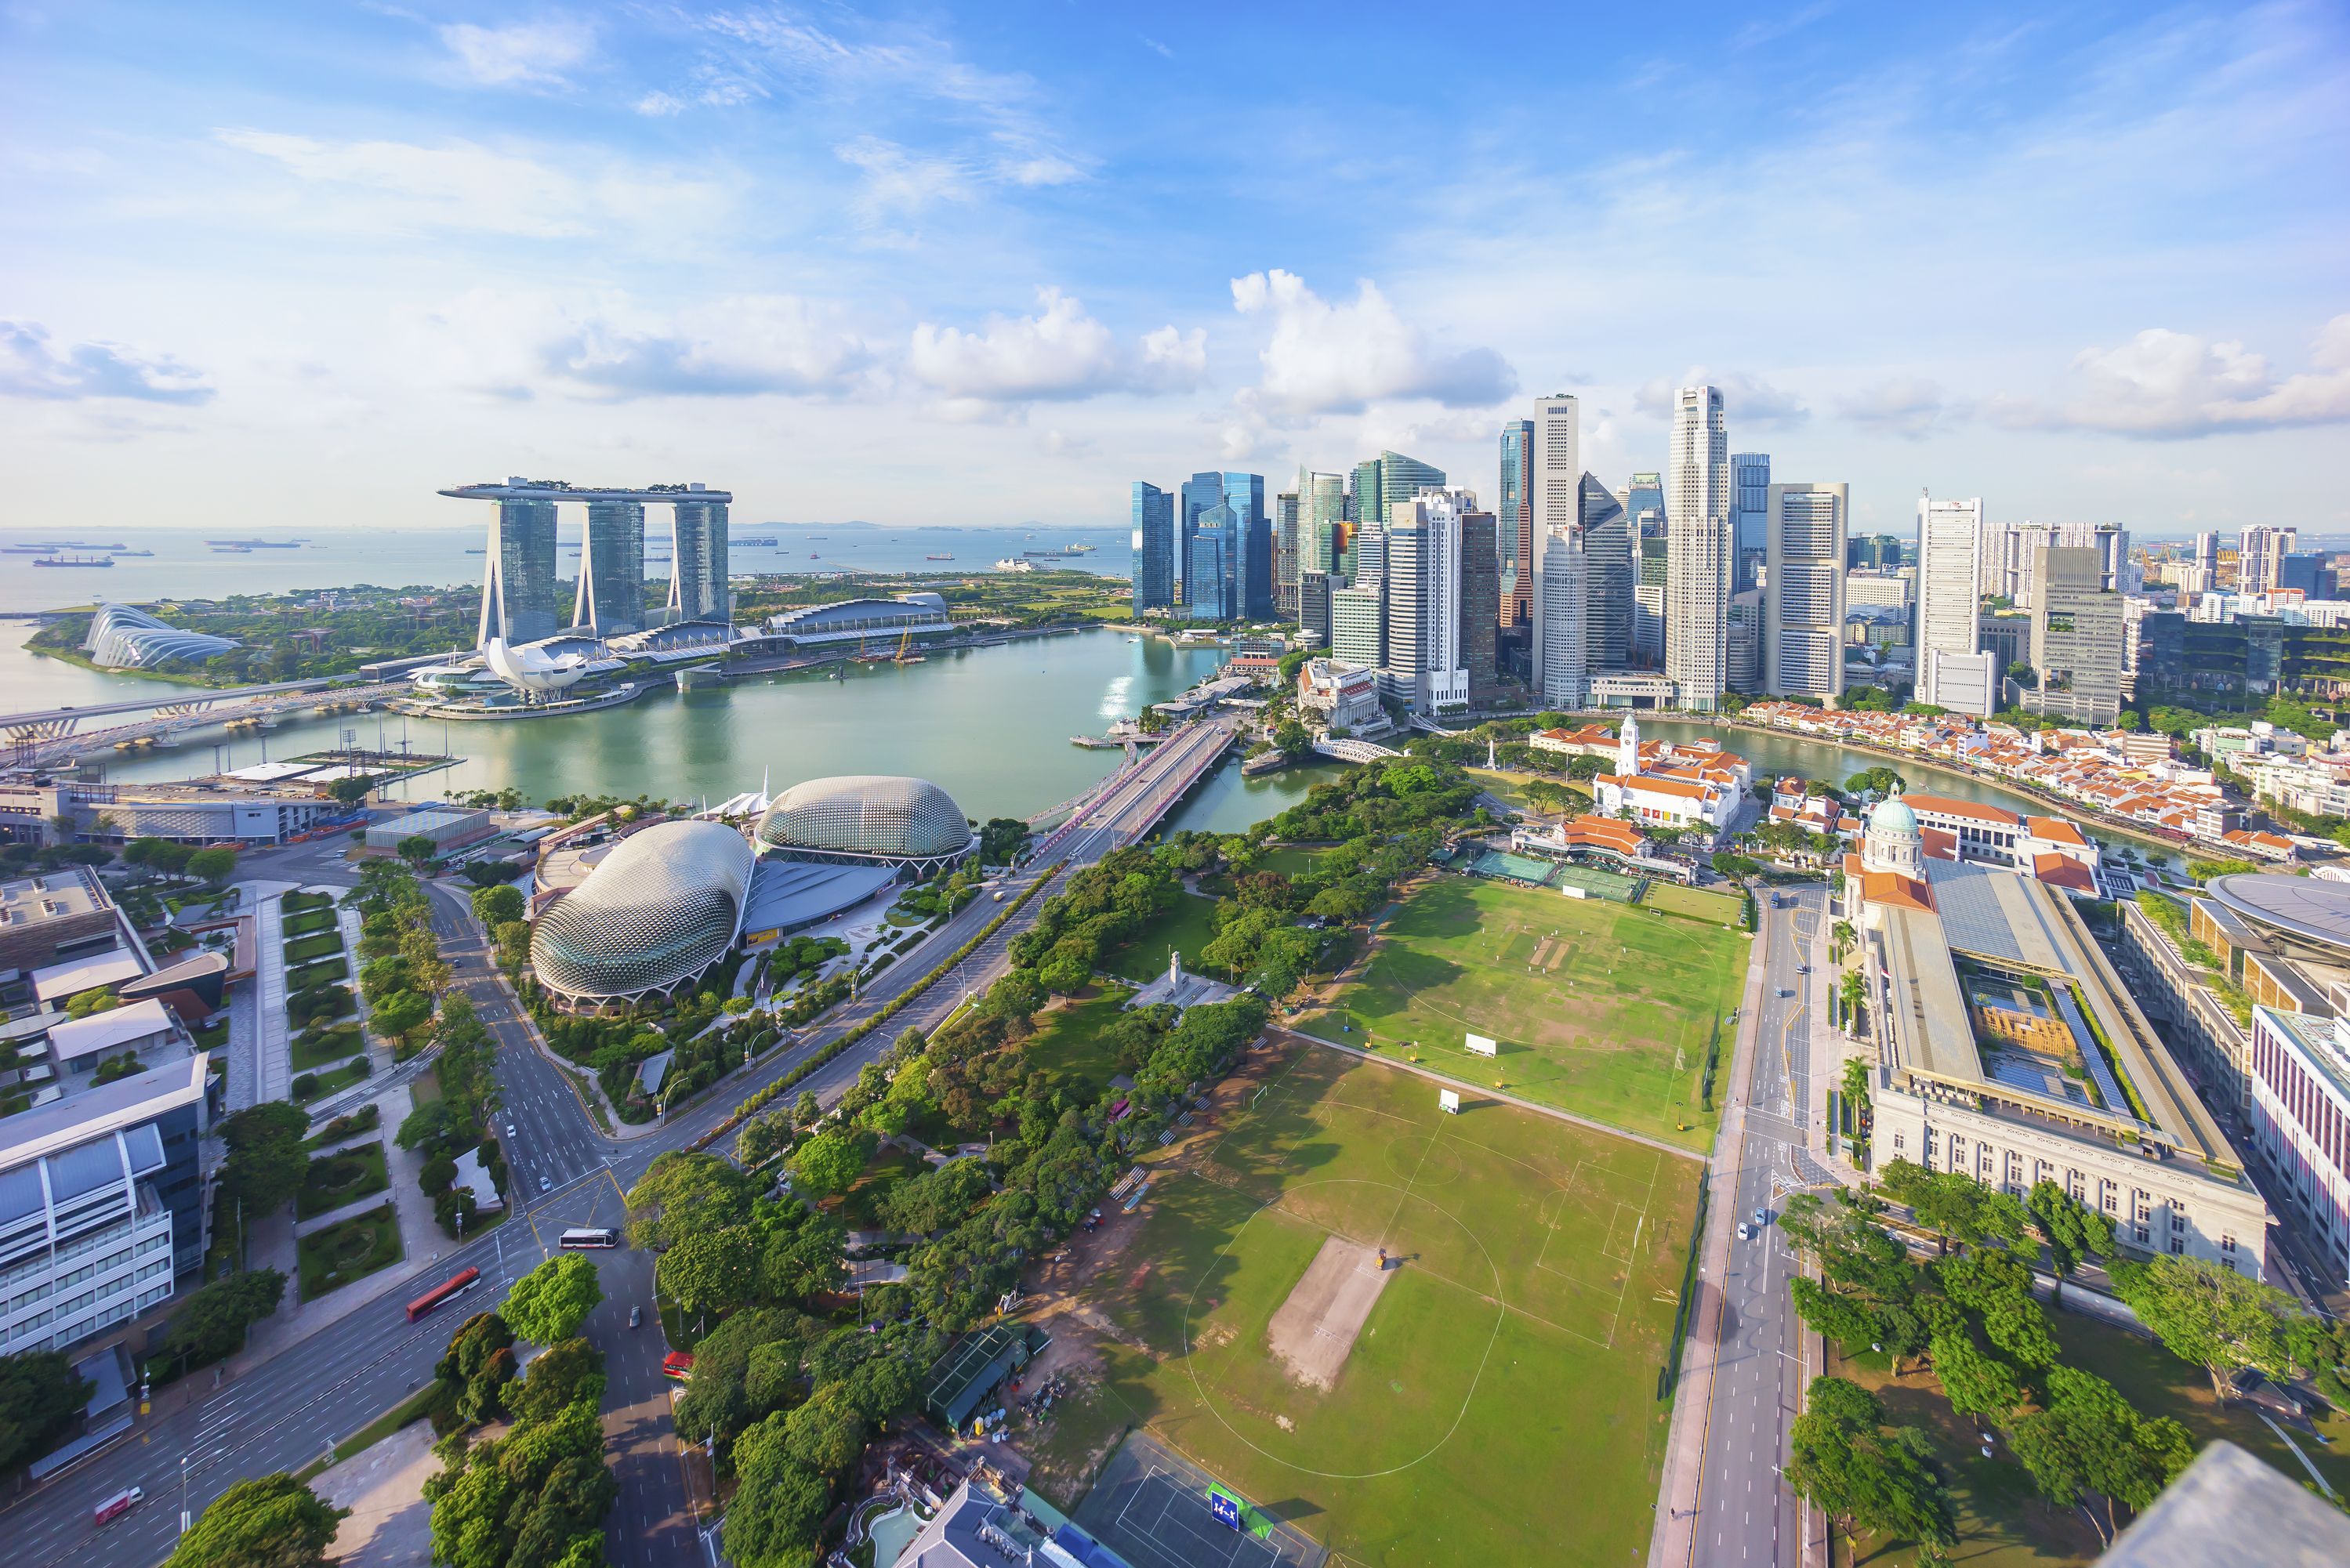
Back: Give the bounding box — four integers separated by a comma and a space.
82, 604, 240, 670
739, 592, 953, 654
755, 775, 977, 872
530, 819, 756, 1009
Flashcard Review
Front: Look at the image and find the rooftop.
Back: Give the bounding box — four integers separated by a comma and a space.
31, 949, 146, 1004
439, 479, 733, 504
2205, 873, 2350, 949
45, 998, 181, 1065
2097, 1440, 2350, 1567
0, 868, 108, 928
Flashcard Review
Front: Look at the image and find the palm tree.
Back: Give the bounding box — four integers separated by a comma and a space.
1840, 970, 1868, 1033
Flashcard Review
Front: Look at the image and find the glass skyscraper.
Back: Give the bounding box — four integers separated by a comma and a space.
1500, 420, 1533, 629
1186, 503, 1237, 621
1179, 472, 1223, 596
1732, 453, 1771, 592
481, 498, 560, 645
668, 494, 731, 622
1131, 482, 1176, 611
575, 499, 647, 638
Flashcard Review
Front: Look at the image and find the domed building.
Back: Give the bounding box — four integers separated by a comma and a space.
754, 775, 975, 872
531, 819, 756, 1009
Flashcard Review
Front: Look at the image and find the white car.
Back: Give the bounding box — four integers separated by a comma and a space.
1735, 1222, 1753, 1241
539, 1175, 552, 1193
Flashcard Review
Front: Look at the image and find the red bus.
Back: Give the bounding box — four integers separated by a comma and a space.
405, 1266, 481, 1323
662, 1351, 694, 1382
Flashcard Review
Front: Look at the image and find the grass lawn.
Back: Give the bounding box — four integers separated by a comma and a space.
296, 1143, 390, 1219
282, 889, 334, 914
1257, 846, 1335, 878
292, 1023, 364, 1070
839, 1144, 925, 1229
1639, 879, 1748, 925
297, 1058, 370, 1103
297, 1202, 401, 1298
284, 931, 344, 965
1830, 1312, 2350, 1566
1103, 892, 1224, 985
194, 1018, 230, 1050
1022, 987, 1136, 1099
288, 955, 350, 989
1026, 1045, 1702, 1568
282, 907, 338, 937
1465, 766, 1592, 815
1304, 876, 1748, 1152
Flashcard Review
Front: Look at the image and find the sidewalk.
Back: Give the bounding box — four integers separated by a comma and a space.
255, 892, 292, 1103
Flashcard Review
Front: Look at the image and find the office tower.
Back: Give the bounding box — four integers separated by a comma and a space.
1978, 611, 2029, 671
1764, 481, 1848, 700
1500, 418, 1535, 631
1727, 591, 1764, 694
1351, 458, 1382, 533
479, 494, 560, 645
1383, 494, 1467, 713
1525, 397, 1579, 696
1845, 571, 1912, 612
1625, 472, 1664, 523
1633, 523, 1669, 665
2241, 527, 2297, 596
1212, 472, 1267, 619
1536, 522, 1588, 708
1579, 474, 1631, 672
1130, 482, 1176, 611
1458, 498, 1500, 703
1180, 472, 1223, 595
1273, 491, 1301, 619
2279, 552, 2326, 599
1377, 451, 1445, 522
1185, 503, 1235, 621
1987, 522, 2129, 606
575, 499, 647, 638
2024, 544, 2124, 725
1847, 534, 1904, 570
1915, 492, 1990, 714
1300, 570, 1333, 646
2193, 531, 2221, 596
1665, 385, 1732, 710
1331, 578, 1386, 668
1296, 469, 1346, 578
668, 491, 731, 623
1732, 453, 1771, 592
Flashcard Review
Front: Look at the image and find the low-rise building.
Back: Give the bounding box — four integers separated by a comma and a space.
364, 806, 496, 854
1295, 658, 1387, 737
2247, 1005, 2350, 1289
0, 780, 346, 849
1847, 792, 2272, 1279
1592, 716, 1749, 846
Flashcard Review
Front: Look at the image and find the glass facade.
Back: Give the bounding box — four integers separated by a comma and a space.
1186, 505, 1236, 621
1500, 420, 1533, 629
1375, 451, 1445, 523
1732, 453, 1771, 592
669, 499, 731, 622
1273, 491, 1300, 619
576, 500, 647, 638
1131, 482, 1176, 611
481, 498, 560, 644
1579, 475, 1632, 671
1179, 473, 1223, 597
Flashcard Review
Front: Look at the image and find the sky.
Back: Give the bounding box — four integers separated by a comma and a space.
3, 1, 2347, 540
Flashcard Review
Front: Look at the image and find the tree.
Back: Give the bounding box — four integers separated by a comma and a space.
789, 1128, 870, 1200
2025, 1179, 2116, 1305
782, 1380, 869, 1474
658, 1227, 760, 1319
2110, 1255, 2301, 1395
432, 1311, 518, 1428
470, 884, 524, 927
397, 834, 439, 865
328, 773, 375, 806
502, 1255, 604, 1344
2010, 1367, 2196, 1544
506, 1338, 607, 1426
1786, 1375, 1955, 1559
368, 987, 434, 1043
725, 1413, 832, 1568
154, 1269, 287, 1371
626, 1150, 756, 1250
0, 1349, 91, 1472
1929, 1331, 2028, 1419
427, 1396, 612, 1568
166, 1473, 346, 1568
186, 846, 238, 885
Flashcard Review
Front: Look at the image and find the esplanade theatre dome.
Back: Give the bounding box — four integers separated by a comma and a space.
531, 818, 755, 1007
754, 775, 976, 871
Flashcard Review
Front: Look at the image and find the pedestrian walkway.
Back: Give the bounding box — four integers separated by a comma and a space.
255, 892, 292, 1103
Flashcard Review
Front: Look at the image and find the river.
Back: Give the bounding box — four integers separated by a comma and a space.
13, 628, 1333, 838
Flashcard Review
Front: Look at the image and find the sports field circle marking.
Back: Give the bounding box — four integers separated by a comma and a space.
1384, 1134, 1463, 1185
1180, 1176, 1507, 1480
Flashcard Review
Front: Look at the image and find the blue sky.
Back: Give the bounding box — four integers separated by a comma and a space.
4, 1, 2346, 537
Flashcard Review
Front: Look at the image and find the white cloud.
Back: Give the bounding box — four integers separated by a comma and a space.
213, 129, 728, 241
437, 19, 596, 87
1635, 370, 1810, 429
1989, 317, 2350, 438
834, 136, 970, 220
1139, 36, 1174, 60
0, 320, 214, 404
1230, 270, 1516, 417
635, 91, 684, 117
404, 290, 876, 402
1837, 377, 1952, 439
906, 288, 1205, 407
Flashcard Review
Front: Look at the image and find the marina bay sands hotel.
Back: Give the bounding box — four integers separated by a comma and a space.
439, 478, 734, 646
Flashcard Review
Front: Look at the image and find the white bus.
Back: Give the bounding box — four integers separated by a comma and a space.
559, 1227, 619, 1249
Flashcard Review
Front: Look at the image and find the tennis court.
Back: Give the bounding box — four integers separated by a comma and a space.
1070, 1431, 1327, 1568
1466, 849, 1556, 885
1550, 860, 1641, 901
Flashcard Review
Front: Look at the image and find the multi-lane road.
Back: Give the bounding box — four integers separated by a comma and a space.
14, 716, 1236, 1566
1685, 885, 1828, 1568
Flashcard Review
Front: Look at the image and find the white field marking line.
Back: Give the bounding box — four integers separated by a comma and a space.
1601, 1149, 1666, 1349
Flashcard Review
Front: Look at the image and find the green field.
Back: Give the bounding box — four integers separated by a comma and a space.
1104, 892, 1224, 984
1307, 876, 1747, 1151
1637, 879, 1746, 925
1030, 1045, 1700, 1567
1022, 988, 1135, 1098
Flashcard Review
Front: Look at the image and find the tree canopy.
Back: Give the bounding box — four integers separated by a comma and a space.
166, 1473, 345, 1568
502, 1254, 604, 1344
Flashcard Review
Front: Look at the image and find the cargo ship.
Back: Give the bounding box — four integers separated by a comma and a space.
34, 554, 114, 567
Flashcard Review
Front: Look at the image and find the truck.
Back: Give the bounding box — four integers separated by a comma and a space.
93, 1488, 143, 1526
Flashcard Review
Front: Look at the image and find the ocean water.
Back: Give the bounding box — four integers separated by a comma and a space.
0, 523, 1131, 615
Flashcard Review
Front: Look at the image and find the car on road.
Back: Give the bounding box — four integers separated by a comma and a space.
1753, 1208, 1769, 1227
1735, 1222, 1752, 1240
1779, 987, 1794, 998
1797, 964, 1808, 974
539, 1175, 552, 1193
506, 1123, 517, 1139
629, 1305, 642, 1329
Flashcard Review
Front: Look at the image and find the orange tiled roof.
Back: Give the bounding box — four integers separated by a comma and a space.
2025, 817, 2088, 846
1900, 792, 2021, 827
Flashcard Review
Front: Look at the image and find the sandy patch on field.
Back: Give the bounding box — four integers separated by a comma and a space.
1265, 1235, 1391, 1391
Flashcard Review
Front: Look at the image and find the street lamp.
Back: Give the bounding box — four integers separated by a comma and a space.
180, 1451, 192, 1535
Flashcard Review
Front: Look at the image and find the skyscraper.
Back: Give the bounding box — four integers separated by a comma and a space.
1579, 474, 1631, 673
1186, 503, 1236, 621
1665, 385, 1732, 710
1384, 493, 1467, 713
1273, 490, 1301, 619
668, 491, 730, 623
1732, 453, 1771, 592
1217, 473, 1271, 621
2241, 526, 2297, 597
479, 494, 560, 645
1458, 498, 1499, 704
1179, 472, 1223, 597
1625, 472, 1665, 523
1300, 570, 1333, 646
1916, 493, 1991, 714
1985, 521, 2128, 606
1297, 469, 1346, 578
1526, 397, 1579, 697
1536, 521, 1588, 709
1349, 459, 1380, 528
1130, 482, 1176, 612
1499, 419, 1535, 631
2023, 544, 2124, 726
1330, 578, 1385, 668
1764, 481, 1848, 701
575, 499, 647, 638
2193, 531, 2221, 596
1727, 591, 1763, 695
1632, 521, 1669, 667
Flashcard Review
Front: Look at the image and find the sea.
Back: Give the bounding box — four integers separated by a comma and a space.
0, 523, 1132, 617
